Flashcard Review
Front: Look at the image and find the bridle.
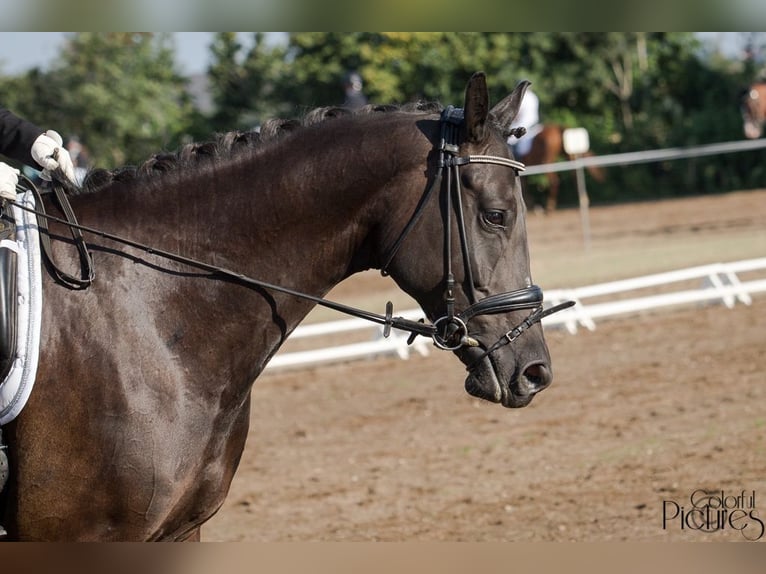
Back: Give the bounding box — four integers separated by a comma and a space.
11, 108, 573, 364
380, 106, 574, 354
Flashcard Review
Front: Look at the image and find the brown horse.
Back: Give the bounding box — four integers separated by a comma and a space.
516, 124, 603, 212
0, 73, 569, 540
741, 82, 766, 139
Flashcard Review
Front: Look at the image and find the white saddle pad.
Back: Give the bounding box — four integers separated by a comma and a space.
0, 190, 43, 425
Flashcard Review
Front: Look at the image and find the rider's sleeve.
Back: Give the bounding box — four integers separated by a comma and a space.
0, 107, 45, 168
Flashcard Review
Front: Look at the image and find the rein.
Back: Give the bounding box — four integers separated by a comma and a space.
21, 176, 95, 290
12, 109, 574, 360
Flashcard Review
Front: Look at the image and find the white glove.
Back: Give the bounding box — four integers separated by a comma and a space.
31, 130, 77, 184
0, 163, 20, 202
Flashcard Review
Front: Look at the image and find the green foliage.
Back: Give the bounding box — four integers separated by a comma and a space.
206, 32, 289, 131
1, 33, 192, 167
278, 33, 527, 108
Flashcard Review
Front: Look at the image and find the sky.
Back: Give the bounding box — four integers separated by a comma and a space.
0, 32, 752, 78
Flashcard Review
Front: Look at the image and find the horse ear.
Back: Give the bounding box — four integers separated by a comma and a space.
490, 80, 532, 137
463, 72, 490, 143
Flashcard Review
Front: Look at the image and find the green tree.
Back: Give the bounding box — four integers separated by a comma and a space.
207, 32, 289, 131
280, 32, 527, 108
1, 33, 194, 167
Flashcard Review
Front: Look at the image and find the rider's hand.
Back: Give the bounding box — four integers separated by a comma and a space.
31, 130, 77, 184
0, 163, 20, 202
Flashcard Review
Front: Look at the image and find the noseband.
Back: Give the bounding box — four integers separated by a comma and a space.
13, 107, 573, 363
380, 106, 574, 352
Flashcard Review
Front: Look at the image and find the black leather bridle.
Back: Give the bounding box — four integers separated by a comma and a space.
380, 106, 574, 353
12, 108, 573, 360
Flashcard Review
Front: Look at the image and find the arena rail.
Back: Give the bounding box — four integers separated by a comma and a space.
265, 257, 766, 371
542, 257, 766, 334
521, 137, 766, 176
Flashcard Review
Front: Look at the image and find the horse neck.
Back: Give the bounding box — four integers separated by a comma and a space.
83, 114, 430, 302
247, 118, 428, 289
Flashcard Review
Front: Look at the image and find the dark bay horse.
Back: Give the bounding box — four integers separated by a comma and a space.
517, 124, 603, 212
1, 73, 565, 540
741, 82, 766, 139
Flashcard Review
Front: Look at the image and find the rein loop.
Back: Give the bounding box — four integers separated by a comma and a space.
21, 175, 95, 289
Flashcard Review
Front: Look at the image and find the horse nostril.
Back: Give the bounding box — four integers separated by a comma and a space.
521, 362, 552, 391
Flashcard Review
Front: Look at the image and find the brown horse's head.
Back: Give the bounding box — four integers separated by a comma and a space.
383, 73, 556, 408
742, 83, 766, 139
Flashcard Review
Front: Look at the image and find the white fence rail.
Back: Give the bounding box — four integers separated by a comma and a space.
265, 257, 766, 372
541, 257, 766, 334
521, 137, 766, 176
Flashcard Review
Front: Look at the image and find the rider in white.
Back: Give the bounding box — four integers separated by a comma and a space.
0, 106, 77, 202
507, 86, 542, 159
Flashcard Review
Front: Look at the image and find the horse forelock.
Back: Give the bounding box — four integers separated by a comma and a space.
74, 101, 445, 196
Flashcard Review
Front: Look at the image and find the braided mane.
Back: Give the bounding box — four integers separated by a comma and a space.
76, 102, 444, 196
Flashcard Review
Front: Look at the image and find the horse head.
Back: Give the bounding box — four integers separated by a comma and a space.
382, 73, 556, 408
741, 83, 766, 139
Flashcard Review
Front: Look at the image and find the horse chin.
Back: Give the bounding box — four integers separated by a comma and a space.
462, 355, 537, 409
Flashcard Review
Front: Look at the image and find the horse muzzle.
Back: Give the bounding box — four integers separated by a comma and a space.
461, 339, 553, 408
432, 285, 570, 408
390, 285, 571, 407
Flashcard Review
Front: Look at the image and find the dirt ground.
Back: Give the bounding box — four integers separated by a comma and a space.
205, 189, 766, 542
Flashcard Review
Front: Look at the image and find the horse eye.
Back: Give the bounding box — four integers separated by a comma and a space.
482, 210, 506, 228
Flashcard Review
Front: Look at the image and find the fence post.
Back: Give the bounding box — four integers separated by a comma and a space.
574, 158, 591, 252
562, 128, 592, 252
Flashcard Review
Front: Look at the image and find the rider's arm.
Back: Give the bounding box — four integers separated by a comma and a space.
0, 107, 44, 167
